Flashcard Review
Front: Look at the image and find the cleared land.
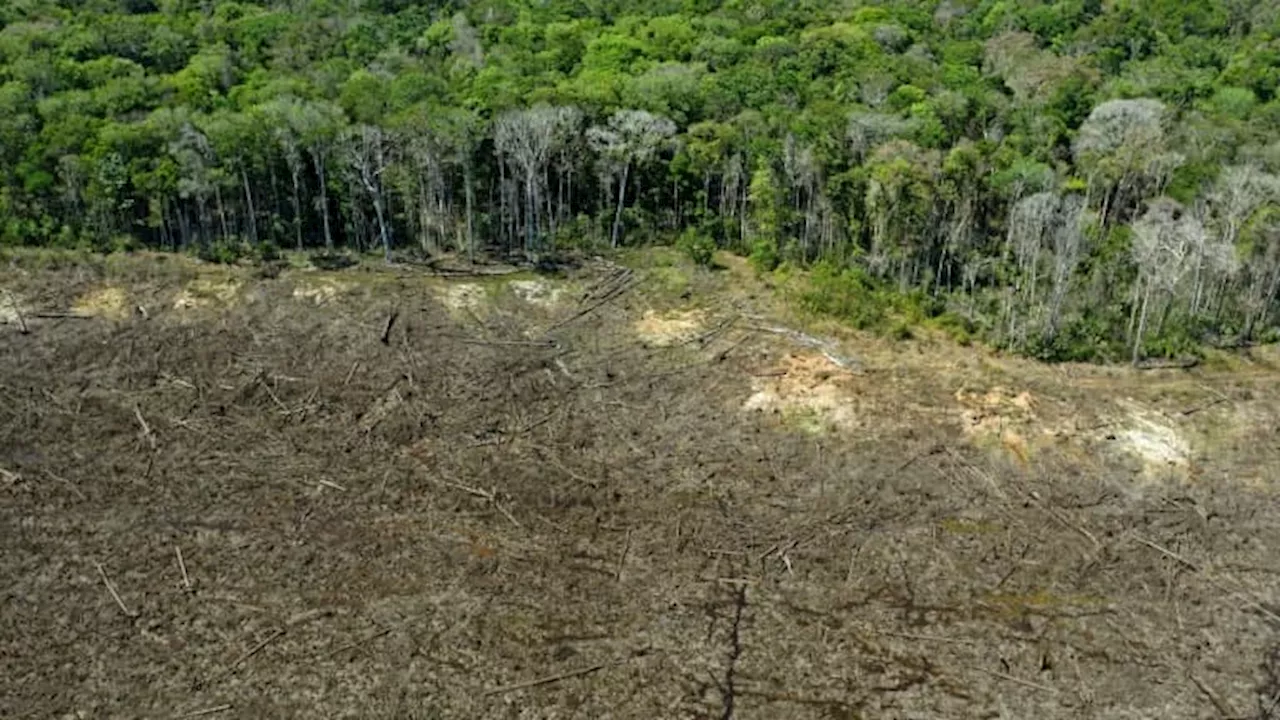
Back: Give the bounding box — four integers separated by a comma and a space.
3, 251, 1280, 719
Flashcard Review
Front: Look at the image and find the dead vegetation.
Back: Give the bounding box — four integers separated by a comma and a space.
2, 252, 1280, 719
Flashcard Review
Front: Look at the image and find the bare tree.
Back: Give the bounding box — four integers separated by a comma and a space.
449, 12, 484, 68
1129, 198, 1203, 363
168, 122, 217, 245
1000, 191, 1092, 346
260, 97, 308, 250
1074, 98, 1183, 226
343, 124, 394, 261
783, 136, 822, 260
847, 111, 913, 162
587, 109, 676, 248
1206, 165, 1279, 335
983, 31, 1083, 106
1004, 191, 1057, 344
1044, 195, 1090, 344
494, 106, 579, 254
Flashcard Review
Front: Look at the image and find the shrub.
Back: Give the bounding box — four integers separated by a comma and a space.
798, 263, 887, 330
197, 240, 251, 265
932, 311, 975, 345
748, 238, 780, 273
676, 227, 716, 267
257, 241, 282, 263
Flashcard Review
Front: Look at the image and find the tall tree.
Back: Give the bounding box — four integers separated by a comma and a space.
343, 124, 394, 261
588, 109, 677, 248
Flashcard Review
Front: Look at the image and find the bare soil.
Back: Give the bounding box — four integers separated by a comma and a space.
3, 251, 1280, 719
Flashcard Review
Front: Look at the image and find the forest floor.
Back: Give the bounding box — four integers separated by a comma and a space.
3, 248, 1280, 719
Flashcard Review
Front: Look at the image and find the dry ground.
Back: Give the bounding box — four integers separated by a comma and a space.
3, 250, 1280, 719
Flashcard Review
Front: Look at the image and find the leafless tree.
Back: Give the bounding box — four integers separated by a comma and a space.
343, 124, 394, 261
168, 122, 218, 245
1129, 198, 1204, 363
494, 105, 579, 254
1004, 191, 1057, 344
1207, 165, 1280, 336
783, 136, 822, 259
261, 97, 308, 250
587, 109, 676, 248
1074, 98, 1182, 226
449, 12, 484, 68
873, 24, 909, 52
857, 74, 895, 108
847, 111, 913, 162
1001, 191, 1092, 346
1044, 195, 1090, 344
984, 31, 1083, 105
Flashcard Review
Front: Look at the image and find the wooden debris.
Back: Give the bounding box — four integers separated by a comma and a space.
175, 546, 192, 590
134, 406, 157, 451
95, 561, 136, 618
965, 664, 1059, 693
173, 705, 232, 719
380, 309, 399, 345
1189, 671, 1237, 718
207, 628, 285, 686
616, 528, 632, 582
483, 662, 612, 696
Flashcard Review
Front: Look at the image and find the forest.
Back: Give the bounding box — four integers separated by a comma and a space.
2, 0, 1279, 361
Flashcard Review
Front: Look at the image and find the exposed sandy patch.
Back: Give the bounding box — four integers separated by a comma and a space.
955, 386, 1043, 463
434, 283, 486, 317
1113, 400, 1189, 475
634, 309, 705, 346
509, 279, 565, 309
292, 279, 353, 306
744, 352, 860, 431
956, 387, 1037, 436
71, 287, 129, 320
174, 277, 242, 311
0, 291, 25, 325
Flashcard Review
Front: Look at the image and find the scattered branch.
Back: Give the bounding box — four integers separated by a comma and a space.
965, 664, 1059, 693
380, 309, 399, 345
205, 628, 286, 686
134, 405, 157, 451
175, 545, 192, 590
616, 528, 632, 582
1188, 671, 1237, 718
95, 561, 136, 618
173, 705, 232, 719
483, 661, 614, 696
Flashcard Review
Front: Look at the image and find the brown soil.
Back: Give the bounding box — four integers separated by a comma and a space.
2, 252, 1280, 719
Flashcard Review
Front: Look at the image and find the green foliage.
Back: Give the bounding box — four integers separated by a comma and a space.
794, 262, 941, 334
676, 227, 715, 267
0, 0, 1275, 364
748, 238, 780, 273
930, 311, 975, 346
197, 240, 251, 265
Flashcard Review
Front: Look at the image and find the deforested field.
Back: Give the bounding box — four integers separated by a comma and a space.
3, 251, 1280, 719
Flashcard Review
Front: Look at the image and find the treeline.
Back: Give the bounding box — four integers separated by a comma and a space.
2, 0, 1280, 360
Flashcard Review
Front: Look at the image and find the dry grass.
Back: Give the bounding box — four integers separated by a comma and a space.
2, 251, 1280, 719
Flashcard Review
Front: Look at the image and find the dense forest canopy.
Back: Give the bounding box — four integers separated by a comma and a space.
2, 0, 1280, 360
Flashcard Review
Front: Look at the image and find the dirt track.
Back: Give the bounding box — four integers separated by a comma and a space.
3, 253, 1280, 719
